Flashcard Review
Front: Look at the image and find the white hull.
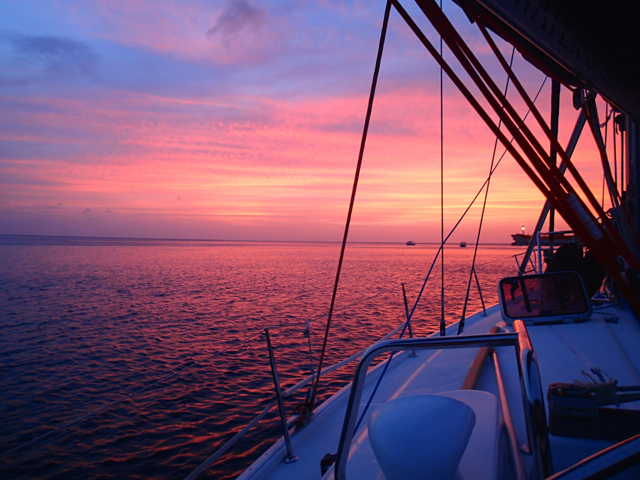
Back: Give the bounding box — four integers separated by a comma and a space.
238, 301, 640, 480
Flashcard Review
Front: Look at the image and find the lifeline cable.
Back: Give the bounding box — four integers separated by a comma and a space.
183, 400, 275, 480
353, 74, 549, 433
403, 0, 640, 316
186, 317, 409, 480
458, 45, 515, 335
308, 0, 392, 413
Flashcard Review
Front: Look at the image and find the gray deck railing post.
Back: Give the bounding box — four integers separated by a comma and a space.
264, 328, 297, 464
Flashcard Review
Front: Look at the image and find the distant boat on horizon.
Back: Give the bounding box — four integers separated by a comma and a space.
459, 241, 467, 247
511, 231, 578, 246
406, 241, 415, 246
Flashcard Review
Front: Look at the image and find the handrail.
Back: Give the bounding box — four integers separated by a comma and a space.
512, 321, 552, 479
492, 349, 528, 480
334, 320, 550, 480
546, 433, 640, 480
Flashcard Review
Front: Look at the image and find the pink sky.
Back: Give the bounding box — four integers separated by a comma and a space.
0, 0, 616, 243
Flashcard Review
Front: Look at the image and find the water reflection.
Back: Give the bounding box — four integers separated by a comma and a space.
0, 237, 519, 479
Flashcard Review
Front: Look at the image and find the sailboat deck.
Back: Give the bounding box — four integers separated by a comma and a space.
239, 301, 640, 480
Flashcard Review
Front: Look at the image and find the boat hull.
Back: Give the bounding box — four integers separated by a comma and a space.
511, 233, 577, 246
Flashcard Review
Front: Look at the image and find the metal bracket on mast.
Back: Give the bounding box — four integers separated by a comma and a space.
391, 0, 640, 317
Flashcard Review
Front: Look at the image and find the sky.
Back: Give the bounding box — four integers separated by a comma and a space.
0, 0, 612, 243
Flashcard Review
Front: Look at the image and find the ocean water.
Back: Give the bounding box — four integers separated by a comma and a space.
0, 235, 520, 479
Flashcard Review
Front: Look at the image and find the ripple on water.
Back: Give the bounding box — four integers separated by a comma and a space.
0, 239, 518, 479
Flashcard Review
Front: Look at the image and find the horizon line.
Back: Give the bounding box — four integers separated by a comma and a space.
0, 233, 514, 246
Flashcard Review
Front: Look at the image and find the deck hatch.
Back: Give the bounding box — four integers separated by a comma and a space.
498, 271, 592, 325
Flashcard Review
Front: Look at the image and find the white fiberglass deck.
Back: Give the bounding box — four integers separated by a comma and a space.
238, 301, 640, 480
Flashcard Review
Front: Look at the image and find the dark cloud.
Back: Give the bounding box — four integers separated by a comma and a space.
81, 208, 91, 214
2, 32, 98, 78
207, 0, 266, 38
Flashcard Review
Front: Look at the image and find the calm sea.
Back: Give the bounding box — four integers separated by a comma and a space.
0, 235, 520, 479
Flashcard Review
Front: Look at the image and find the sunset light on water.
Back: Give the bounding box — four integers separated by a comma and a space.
0, 0, 618, 479
1, 238, 518, 479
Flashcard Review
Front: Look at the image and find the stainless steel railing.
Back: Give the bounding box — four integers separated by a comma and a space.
545, 433, 640, 480
334, 320, 550, 480
513, 320, 552, 479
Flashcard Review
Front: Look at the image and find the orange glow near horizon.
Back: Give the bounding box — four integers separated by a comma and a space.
0, 1, 615, 243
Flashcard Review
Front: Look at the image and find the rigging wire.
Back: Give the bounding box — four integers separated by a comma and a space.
458, 45, 515, 335
353, 76, 549, 432
603, 103, 610, 209
307, 0, 393, 413
423, 0, 640, 314
439, 0, 445, 336
3, 271, 416, 460
613, 104, 618, 198
8, 74, 550, 467
26, 68, 547, 461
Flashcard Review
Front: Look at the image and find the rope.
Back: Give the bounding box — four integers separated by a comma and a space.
309, 0, 392, 412
458, 45, 515, 335
351, 74, 549, 434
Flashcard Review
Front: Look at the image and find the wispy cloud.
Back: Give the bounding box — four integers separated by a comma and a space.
205, 0, 285, 65
0, 0, 590, 242
208, 0, 266, 39
1, 32, 99, 82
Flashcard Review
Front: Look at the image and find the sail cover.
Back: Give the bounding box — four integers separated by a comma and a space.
456, 0, 640, 120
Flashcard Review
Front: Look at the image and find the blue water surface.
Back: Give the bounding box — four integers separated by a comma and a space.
0, 235, 519, 479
